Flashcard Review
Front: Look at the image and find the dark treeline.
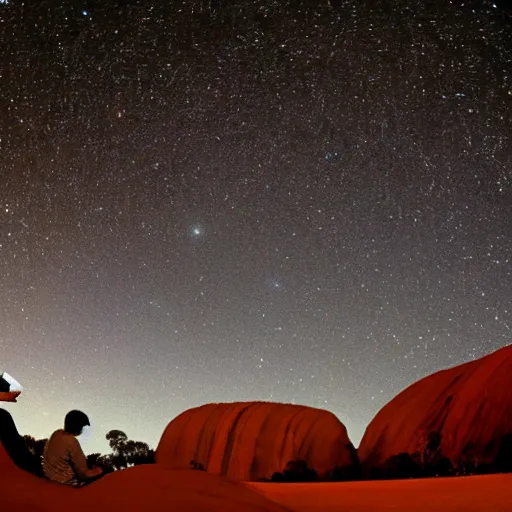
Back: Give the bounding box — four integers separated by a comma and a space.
23, 429, 155, 474
263, 432, 512, 483
21, 429, 512, 482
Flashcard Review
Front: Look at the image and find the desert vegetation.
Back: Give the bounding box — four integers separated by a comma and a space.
23, 429, 155, 474
21, 427, 512, 482
264, 431, 512, 483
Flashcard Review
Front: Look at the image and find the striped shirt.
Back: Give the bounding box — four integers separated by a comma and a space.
43, 429, 88, 486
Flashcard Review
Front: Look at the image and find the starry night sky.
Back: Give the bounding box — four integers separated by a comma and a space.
1, 0, 511, 454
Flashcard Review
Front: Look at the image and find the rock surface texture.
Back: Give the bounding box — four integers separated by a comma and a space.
358, 345, 512, 469
156, 401, 355, 481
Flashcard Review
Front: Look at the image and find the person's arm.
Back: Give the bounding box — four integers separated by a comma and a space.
68, 438, 102, 480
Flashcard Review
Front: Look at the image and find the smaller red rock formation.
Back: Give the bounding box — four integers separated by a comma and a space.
156, 401, 355, 481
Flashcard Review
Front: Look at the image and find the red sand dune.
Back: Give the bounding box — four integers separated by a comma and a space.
249, 473, 512, 512
0, 443, 289, 512
358, 345, 512, 469
156, 401, 354, 481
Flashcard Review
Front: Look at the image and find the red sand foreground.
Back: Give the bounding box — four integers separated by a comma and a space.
250, 473, 512, 512
0, 444, 287, 512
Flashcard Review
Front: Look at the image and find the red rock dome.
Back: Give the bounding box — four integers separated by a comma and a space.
156, 401, 355, 481
358, 345, 512, 469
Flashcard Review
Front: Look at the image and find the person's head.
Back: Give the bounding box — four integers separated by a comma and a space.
64, 410, 90, 436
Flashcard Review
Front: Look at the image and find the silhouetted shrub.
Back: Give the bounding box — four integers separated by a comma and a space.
326, 463, 360, 481
426, 431, 442, 453
270, 460, 319, 482
381, 452, 423, 480
104, 430, 154, 469
327, 442, 361, 481
190, 460, 205, 471
419, 432, 454, 477
86, 453, 115, 474
23, 436, 48, 461
371, 431, 512, 479
425, 454, 453, 477
376, 431, 455, 480
270, 471, 286, 482
494, 434, 512, 473
144, 449, 156, 464
457, 442, 480, 476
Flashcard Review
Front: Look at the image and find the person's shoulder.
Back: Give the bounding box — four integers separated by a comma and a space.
49, 429, 66, 438
50, 430, 77, 445
48, 429, 62, 441
64, 434, 82, 451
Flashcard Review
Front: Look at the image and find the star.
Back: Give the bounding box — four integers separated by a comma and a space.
1, 0, 510, 457
190, 226, 203, 237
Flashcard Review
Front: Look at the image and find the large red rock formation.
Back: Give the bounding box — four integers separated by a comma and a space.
156, 401, 355, 481
0, 443, 289, 512
358, 345, 512, 469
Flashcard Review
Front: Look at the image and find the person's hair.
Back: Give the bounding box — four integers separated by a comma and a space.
0, 408, 43, 476
64, 410, 90, 435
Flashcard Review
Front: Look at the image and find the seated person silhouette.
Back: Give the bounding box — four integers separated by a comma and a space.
0, 408, 43, 476
43, 410, 103, 487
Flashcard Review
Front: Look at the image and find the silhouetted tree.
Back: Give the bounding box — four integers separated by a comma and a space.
106, 430, 128, 452
105, 430, 154, 469
106, 430, 129, 469
125, 440, 153, 466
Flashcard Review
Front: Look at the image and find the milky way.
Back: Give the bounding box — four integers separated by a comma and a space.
1, 0, 511, 452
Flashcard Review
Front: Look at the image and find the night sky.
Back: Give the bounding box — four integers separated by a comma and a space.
1, 0, 511, 454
